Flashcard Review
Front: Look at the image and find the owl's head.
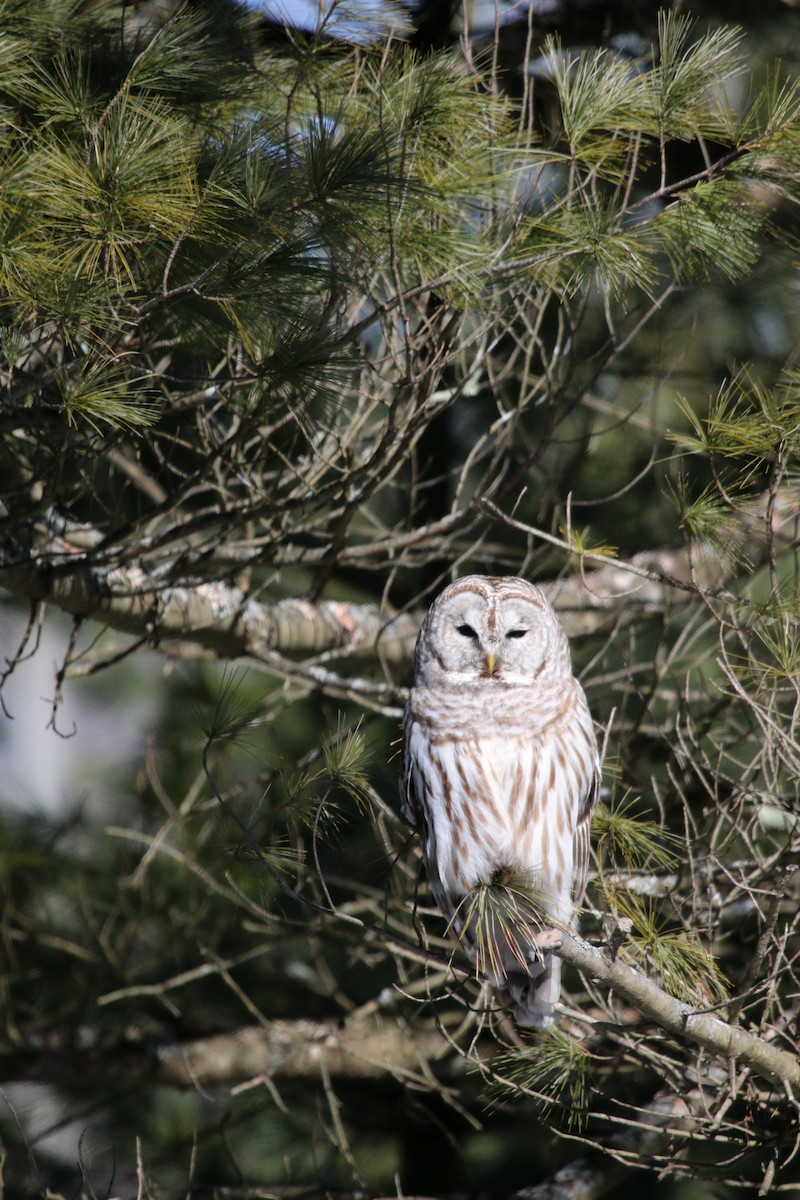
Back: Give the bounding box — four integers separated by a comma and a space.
413, 575, 571, 687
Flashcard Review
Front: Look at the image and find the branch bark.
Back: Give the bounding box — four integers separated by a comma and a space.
1, 488, 797, 670
553, 931, 800, 1091
0, 550, 420, 667
2, 936, 797, 1095
156, 1016, 453, 1087
0, 1016, 455, 1089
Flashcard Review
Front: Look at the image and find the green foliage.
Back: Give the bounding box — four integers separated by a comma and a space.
59, 361, 159, 431
542, 17, 745, 159
747, 612, 800, 683
592, 801, 729, 1010
3, 6, 799, 444
0, 1, 516, 437
592, 797, 680, 873
492, 1028, 590, 1128
647, 13, 744, 141
560, 521, 620, 561
613, 892, 729, 1008
200, 675, 374, 839
453, 873, 550, 978
195, 666, 267, 744
672, 478, 751, 568
321, 716, 373, 811
652, 179, 765, 282
540, 37, 648, 160
672, 371, 800, 466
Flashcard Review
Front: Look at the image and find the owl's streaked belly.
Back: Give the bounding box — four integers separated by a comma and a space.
407, 725, 583, 901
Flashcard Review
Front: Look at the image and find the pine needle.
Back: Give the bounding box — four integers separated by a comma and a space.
613, 892, 728, 1008
592, 796, 680, 872
491, 1028, 590, 1128
193, 667, 266, 746
59, 362, 158, 432
321, 716, 373, 812
451, 874, 551, 980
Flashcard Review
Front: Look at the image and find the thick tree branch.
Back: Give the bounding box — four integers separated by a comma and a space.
156, 1016, 454, 1087
2, 931, 797, 1096
0, 1016, 454, 1089
0, 549, 419, 667
1, 489, 797, 673
553, 931, 800, 1091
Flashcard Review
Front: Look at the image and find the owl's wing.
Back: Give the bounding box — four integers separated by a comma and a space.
400, 705, 420, 827
572, 759, 600, 906
400, 706, 463, 935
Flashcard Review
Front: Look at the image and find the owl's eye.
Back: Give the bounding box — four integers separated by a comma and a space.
457, 623, 479, 639
506, 628, 528, 639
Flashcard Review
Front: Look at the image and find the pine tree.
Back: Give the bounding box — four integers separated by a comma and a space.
1, 1, 800, 1195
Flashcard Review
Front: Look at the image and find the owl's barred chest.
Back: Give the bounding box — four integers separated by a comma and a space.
406, 678, 573, 741
405, 684, 590, 895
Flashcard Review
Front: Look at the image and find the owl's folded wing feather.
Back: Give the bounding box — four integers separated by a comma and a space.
572, 763, 600, 906
400, 709, 419, 827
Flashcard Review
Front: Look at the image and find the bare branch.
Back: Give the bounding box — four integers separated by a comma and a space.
157, 1016, 452, 1086
2, 488, 796, 678
0, 1017, 454, 1089
0, 550, 418, 668
554, 931, 800, 1091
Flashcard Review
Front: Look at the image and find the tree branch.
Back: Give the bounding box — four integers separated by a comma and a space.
0, 1016, 455, 1089
553, 930, 800, 1091
3, 927, 796, 1097
482, 487, 800, 635
1, 489, 796, 672
0, 548, 419, 667
156, 1016, 454, 1087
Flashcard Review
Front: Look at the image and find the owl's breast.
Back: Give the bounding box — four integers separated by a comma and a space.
406, 713, 585, 901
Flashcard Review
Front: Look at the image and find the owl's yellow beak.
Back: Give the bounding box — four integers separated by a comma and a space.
485, 651, 496, 675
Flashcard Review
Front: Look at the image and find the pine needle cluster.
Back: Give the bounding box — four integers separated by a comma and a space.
451, 871, 551, 980
492, 1027, 590, 1128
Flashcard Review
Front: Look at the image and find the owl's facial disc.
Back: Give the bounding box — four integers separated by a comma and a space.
438, 596, 550, 682
413, 576, 570, 689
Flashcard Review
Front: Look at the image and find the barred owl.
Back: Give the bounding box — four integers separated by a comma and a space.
402, 575, 600, 1027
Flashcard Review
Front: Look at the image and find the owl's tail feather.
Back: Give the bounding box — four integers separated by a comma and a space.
505, 954, 561, 1029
